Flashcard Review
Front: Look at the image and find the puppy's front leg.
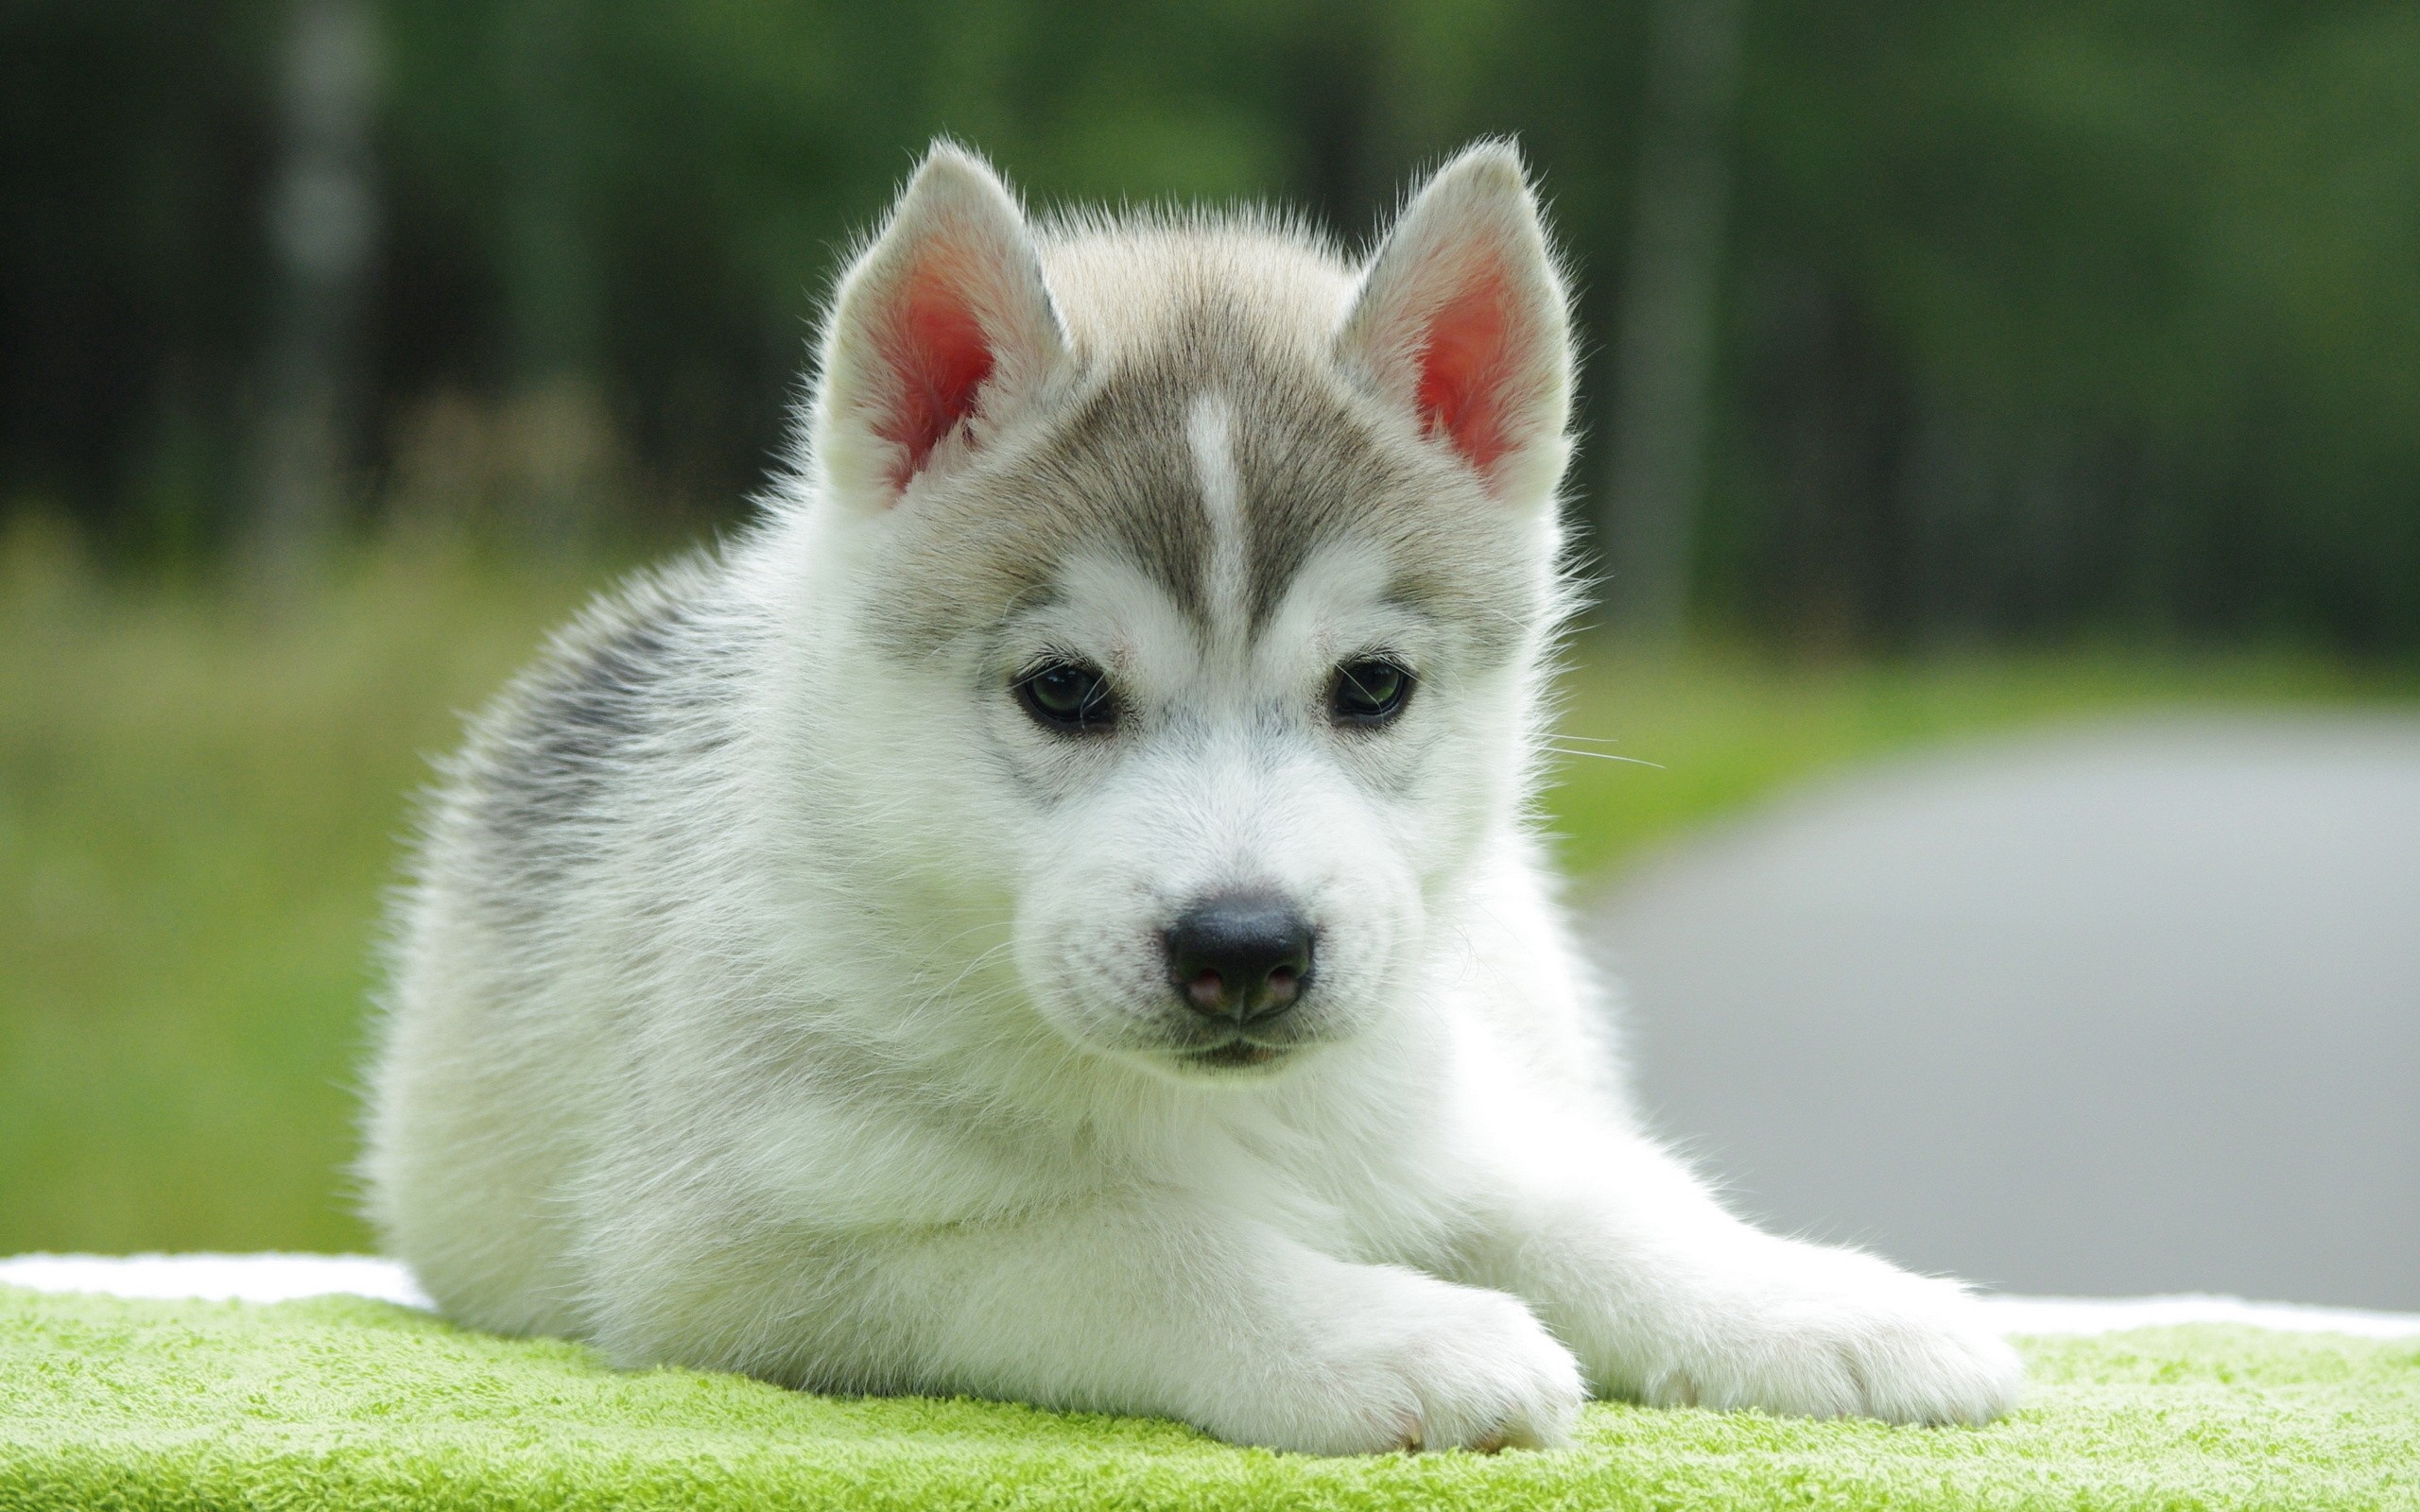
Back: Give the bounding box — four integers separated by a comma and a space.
858, 1196, 1583, 1454
1451, 1137, 2021, 1426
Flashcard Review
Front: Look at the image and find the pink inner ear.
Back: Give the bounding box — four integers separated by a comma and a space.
1413, 257, 1519, 474
876, 255, 996, 492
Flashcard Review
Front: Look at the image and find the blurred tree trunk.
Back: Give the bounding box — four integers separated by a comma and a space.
246, 0, 378, 581
1599, 0, 1744, 640
498, 0, 609, 553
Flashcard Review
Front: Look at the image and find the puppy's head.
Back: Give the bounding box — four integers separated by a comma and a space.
791, 142, 1573, 1081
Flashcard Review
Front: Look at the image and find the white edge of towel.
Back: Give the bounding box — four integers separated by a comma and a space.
4, 1253, 2418, 1339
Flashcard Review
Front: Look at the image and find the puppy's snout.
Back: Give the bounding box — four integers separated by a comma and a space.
1166, 894, 1313, 1024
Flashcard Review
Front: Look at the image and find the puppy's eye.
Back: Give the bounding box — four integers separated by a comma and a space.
1330, 658, 1414, 727
1014, 659, 1117, 734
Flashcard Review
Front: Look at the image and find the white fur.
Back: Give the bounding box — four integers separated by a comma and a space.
1185, 393, 1250, 635
361, 142, 2022, 1454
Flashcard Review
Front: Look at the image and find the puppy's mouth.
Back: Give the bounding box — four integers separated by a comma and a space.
1179, 1040, 1293, 1072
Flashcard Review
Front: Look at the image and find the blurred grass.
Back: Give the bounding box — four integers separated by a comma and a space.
0, 523, 596, 1254
1542, 645, 2411, 878
1, 521, 2409, 1254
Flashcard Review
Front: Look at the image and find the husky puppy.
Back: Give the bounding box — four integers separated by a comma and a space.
362, 141, 2020, 1454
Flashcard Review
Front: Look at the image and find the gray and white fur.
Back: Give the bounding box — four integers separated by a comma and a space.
362, 142, 2021, 1453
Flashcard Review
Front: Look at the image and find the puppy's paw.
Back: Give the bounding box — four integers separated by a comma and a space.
1640, 1246, 2021, 1427
1236, 1270, 1584, 1455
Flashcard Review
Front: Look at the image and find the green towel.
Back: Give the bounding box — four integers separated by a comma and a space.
4, 1285, 2413, 1510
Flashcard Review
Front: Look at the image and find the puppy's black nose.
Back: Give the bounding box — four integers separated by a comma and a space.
1166, 895, 1314, 1023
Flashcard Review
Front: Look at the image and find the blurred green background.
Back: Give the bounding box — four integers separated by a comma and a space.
3, 0, 2417, 1253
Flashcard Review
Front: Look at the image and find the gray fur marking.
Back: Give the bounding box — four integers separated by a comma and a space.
465, 561, 723, 891
868, 289, 1537, 669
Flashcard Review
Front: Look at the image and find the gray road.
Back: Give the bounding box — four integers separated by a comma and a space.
1588, 713, 2420, 1310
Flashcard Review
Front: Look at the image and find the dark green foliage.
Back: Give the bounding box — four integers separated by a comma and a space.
4, 0, 2418, 647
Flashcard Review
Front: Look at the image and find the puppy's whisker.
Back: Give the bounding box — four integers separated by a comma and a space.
1543, 745, 1665, 768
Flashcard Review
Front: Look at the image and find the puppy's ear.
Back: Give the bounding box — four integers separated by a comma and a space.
812, 143, 1068, 507
1339, 142, 1572, 507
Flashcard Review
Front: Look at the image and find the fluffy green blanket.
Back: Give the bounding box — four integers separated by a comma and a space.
4, 1286, 2413, 1510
